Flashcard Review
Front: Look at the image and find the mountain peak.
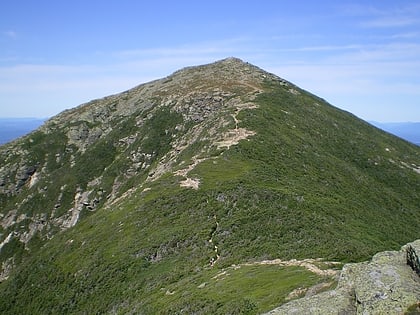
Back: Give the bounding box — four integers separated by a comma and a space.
170, 56, 264, 78
215, 56, 248, 66
0, 58, 419, 314
178, 56, 248, 70
43, 57, 275, 131
215, 56, 245, 63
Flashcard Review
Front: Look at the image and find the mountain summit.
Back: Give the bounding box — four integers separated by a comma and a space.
0, 58, 419, 314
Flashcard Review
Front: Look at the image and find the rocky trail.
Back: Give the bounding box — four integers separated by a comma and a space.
208, 215, 220, 267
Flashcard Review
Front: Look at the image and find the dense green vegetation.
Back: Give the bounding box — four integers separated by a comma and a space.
0, 60, 419, 313
0, 175, 334, 314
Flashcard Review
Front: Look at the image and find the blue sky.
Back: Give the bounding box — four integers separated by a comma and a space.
1, 0, 420, 122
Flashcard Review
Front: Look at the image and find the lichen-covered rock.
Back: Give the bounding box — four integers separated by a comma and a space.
264, 287, 356, 315
350, 250, 420, 314
266, 243, 420, 315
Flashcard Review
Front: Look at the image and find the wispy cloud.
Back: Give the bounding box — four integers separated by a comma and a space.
361, 17, 419, 28
338, 3, 420, 28
113, 37, 249, 60
0, 38, 254, 117
268, 59, 420, 122
260, 34, 420, 121
1, 33, 420, 120
389, 32, 420, 39
266, 44, 362, 53
3, 30, 17, 39
0, 62, 152, 117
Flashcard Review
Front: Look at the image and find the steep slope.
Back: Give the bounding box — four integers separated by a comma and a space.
0, 58, 419, 314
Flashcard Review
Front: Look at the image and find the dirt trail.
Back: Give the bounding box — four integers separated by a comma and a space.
211, 258, 341, 280
242, 258, 340, 277
174, 101, 258, 189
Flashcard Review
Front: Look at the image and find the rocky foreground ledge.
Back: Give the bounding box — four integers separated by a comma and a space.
266, 240, 420, 314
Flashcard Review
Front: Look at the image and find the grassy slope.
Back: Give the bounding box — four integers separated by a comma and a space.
0, 79, 419, 314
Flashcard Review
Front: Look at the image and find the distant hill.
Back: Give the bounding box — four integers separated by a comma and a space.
0, 58, 419, 314
0, 118, 46, 145
371, 121, 420, 146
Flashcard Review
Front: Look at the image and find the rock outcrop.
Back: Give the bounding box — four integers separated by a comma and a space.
265, 240, 420, 315
407, 241, 420, 277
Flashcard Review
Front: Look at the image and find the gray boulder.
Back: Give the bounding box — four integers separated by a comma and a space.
266, 240, 420, 315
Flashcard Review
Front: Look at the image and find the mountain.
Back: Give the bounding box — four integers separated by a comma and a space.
371, 121, 420, 146
0, 118, 46, 145
0, 58, 419, 314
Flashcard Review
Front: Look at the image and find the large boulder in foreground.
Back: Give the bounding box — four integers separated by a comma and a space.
266, 240, 420, 315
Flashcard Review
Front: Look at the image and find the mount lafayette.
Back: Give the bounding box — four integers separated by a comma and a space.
0, 58, 420, 314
